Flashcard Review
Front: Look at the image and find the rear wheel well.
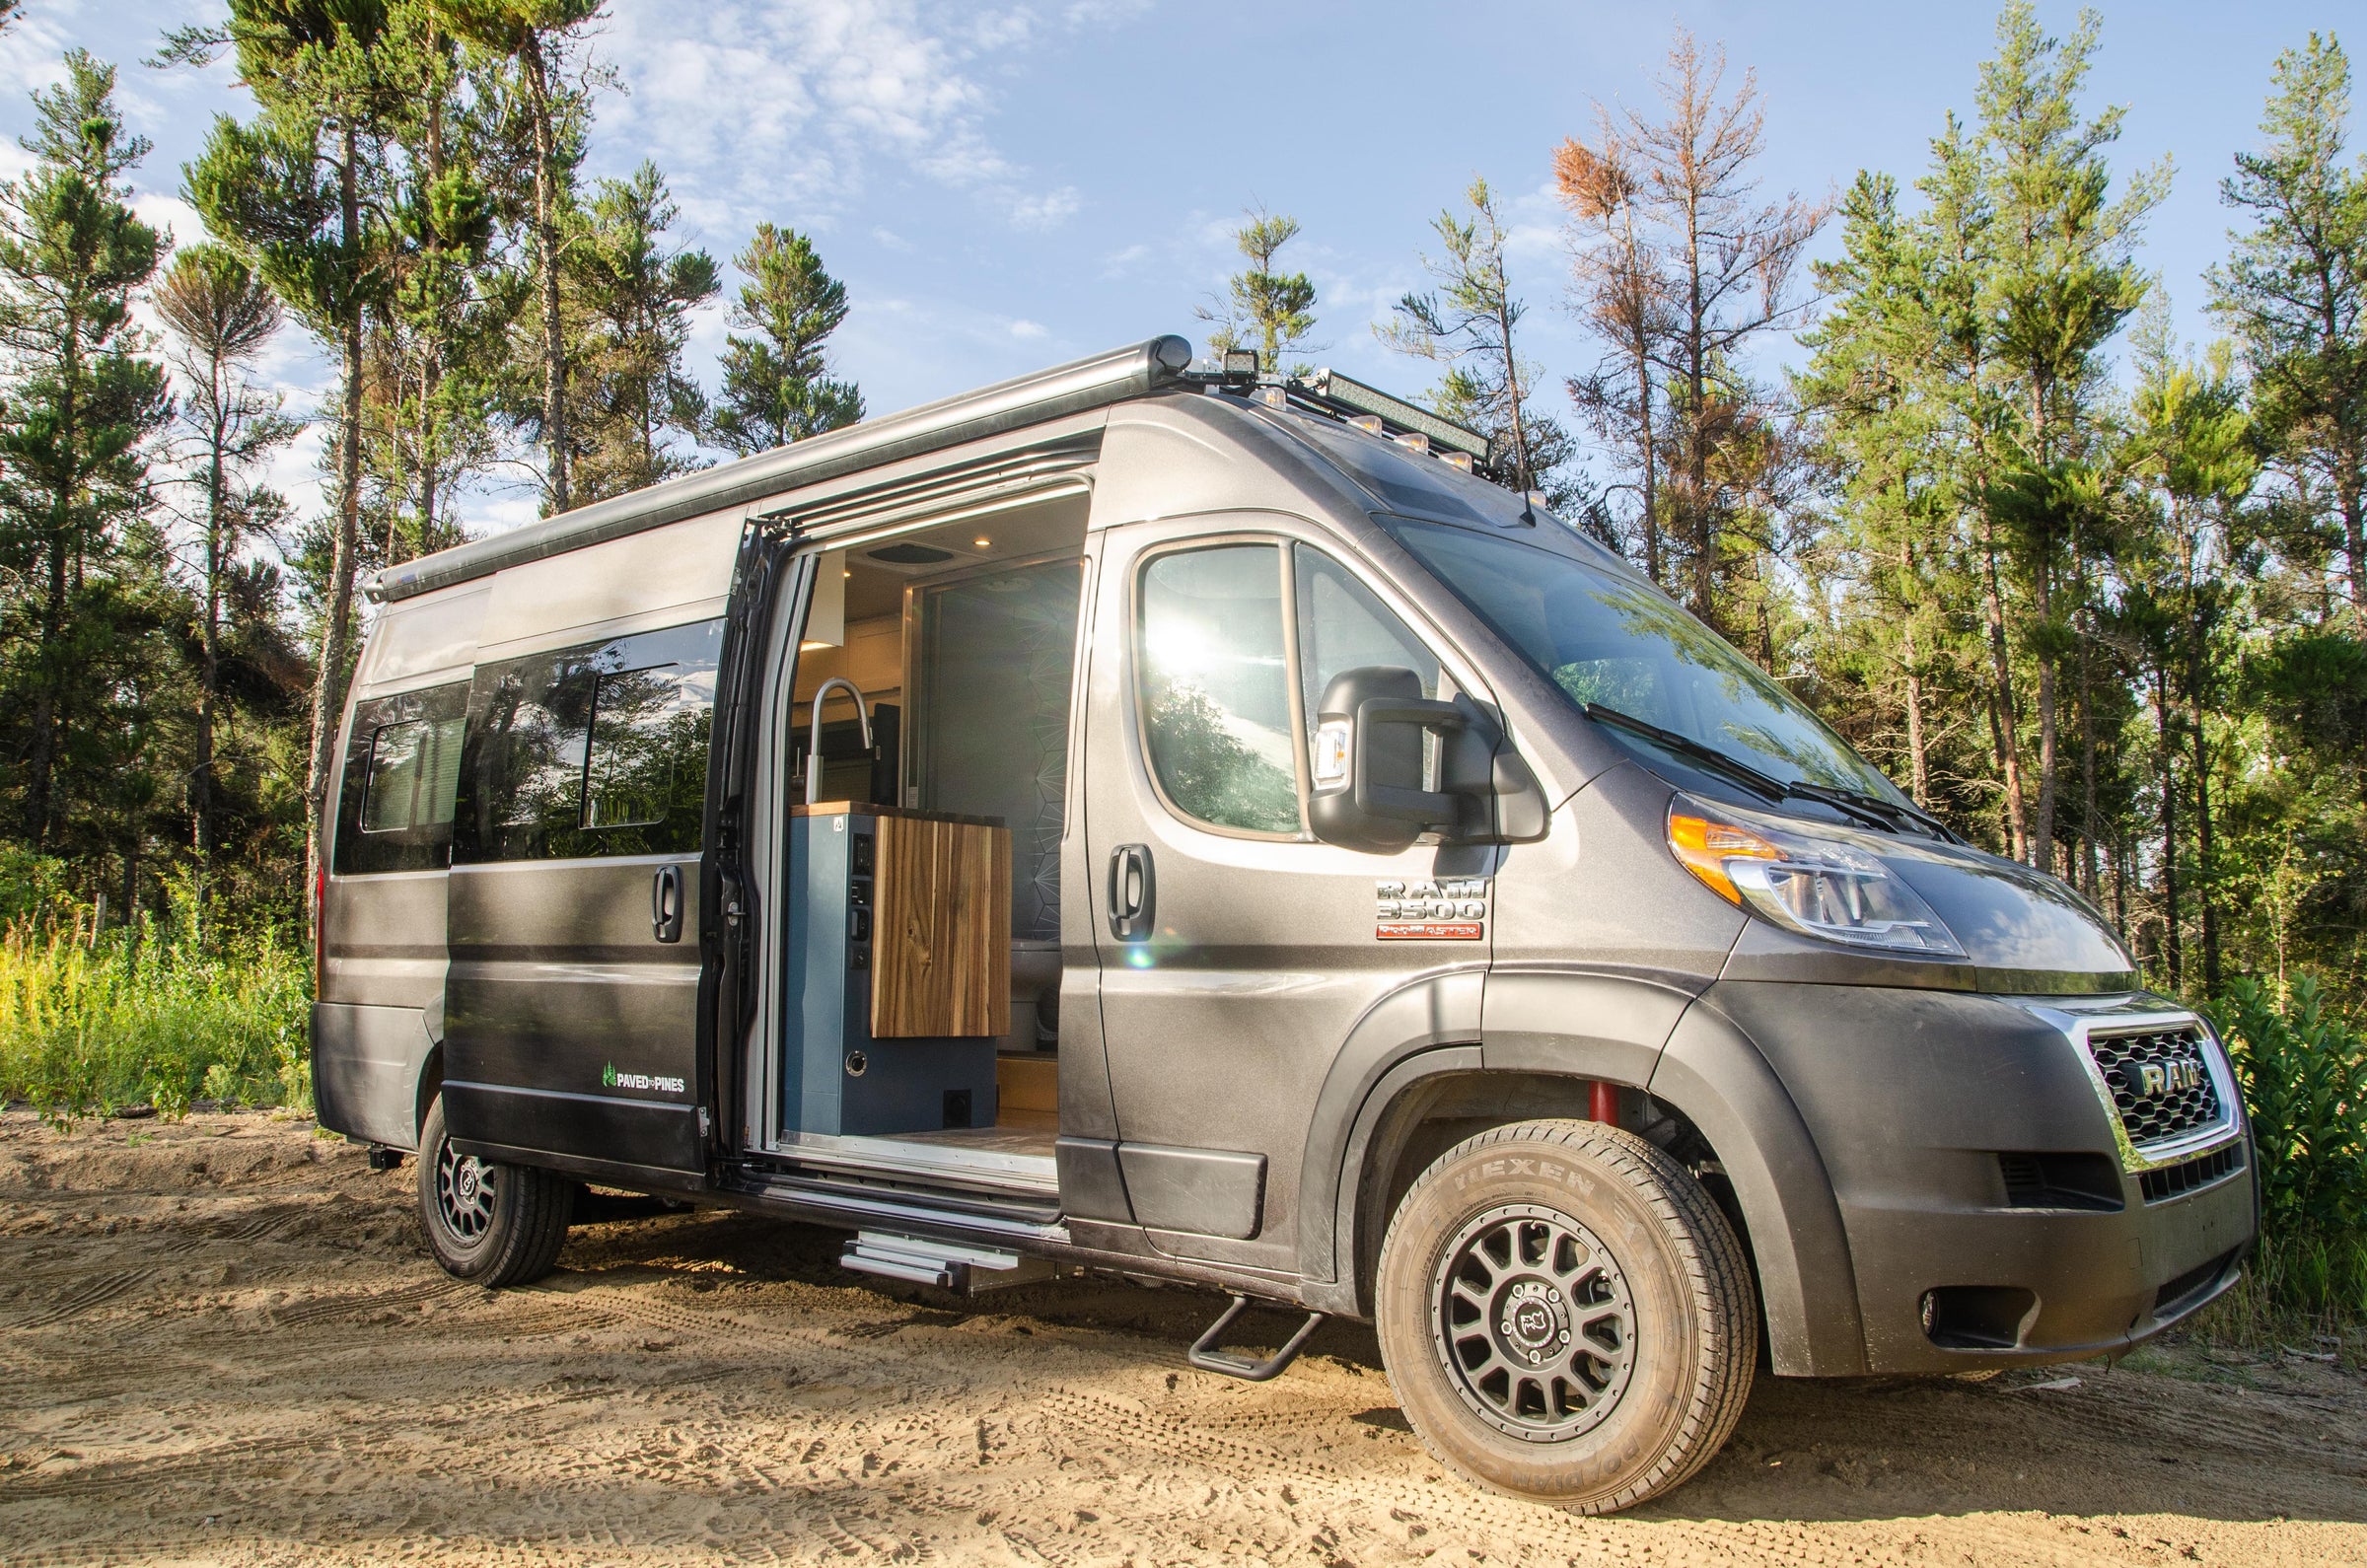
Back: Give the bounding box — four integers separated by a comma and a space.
415, 1045, 445, 1140
1353, 1070, 1750, 1319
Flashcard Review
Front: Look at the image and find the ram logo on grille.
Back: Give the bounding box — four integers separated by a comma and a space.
2125, 1057, 2202, 1099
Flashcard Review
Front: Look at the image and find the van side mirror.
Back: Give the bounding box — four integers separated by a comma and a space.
1309, 667, 1553, 852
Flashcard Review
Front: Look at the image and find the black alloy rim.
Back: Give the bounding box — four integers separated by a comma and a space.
435, 1136, 496, 1245
1429, 1202, 1637, 1441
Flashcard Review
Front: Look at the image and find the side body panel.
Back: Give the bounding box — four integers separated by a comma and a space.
313, 588, 487, 1150
440, 513, 740, 1185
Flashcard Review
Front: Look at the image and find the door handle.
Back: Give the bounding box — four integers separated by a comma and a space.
651, 864, 685, 943
1107, 843, 1155, 943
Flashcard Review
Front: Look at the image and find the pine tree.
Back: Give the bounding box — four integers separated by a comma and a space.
1974, 0, 2163, 878
1199, 207, 1317, 374
1557, 31, 1826, 627
1381, 177, 1574, 504
177, 0, 404, 903
434, 0, 606, 516
1798, 171, 1966, 809
2209, 32, 2367, 622
0, 51, 170, 847
709, 223, 864, 457
370, 6, 502, 564
154, 244, 299, 866
1557, 129, 1671, 581
563, 162, 716, 504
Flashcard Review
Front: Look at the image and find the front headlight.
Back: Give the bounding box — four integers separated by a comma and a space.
1666, 794, 1966, 958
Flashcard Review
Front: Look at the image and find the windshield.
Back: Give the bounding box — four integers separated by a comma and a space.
1383, 517, 1905, 801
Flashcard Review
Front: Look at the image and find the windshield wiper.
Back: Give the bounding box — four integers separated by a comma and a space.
1781, 780, 1964, 844
1582, 703, 1788, 802
1582, 703, 1958, 841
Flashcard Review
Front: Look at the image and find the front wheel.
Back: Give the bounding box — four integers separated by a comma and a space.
1375, 1119, 1757, 1514
416, 1096, 574, 1286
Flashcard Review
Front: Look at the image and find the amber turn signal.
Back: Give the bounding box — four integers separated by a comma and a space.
1666, 810, 1782, 905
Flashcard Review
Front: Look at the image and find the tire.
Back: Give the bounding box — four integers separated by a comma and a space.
1375, 1118, 1757, 1514
416, 1096, 574, 1287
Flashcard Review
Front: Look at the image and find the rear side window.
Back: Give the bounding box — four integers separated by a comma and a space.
453, 617, 723, 863
333, 681, 468, 875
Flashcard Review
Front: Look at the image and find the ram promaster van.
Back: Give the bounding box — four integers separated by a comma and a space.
316, 336, 2257, 1513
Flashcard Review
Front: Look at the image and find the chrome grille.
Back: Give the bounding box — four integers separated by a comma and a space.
2085, 1026, 2224, 1148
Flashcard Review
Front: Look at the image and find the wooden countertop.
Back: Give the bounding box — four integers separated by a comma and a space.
790, 801, 1006, 828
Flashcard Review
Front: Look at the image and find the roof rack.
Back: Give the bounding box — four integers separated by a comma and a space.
1180, 354, 1498, 476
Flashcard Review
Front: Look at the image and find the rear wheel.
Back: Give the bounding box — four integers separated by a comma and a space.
1375, 1119, 1756, 1514
416, 1096, 574, 1286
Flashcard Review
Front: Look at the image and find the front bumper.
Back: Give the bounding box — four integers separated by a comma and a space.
1699, 982, 2258, 1376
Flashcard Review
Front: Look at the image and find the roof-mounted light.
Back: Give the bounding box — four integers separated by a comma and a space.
1304, 369, 1493, 467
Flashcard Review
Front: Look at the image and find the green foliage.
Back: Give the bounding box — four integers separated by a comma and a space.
710, 222, 864, 456
1380, 177, 1577, 506
1198, 207, 1318, 374
563, 161, 718, 502
2208, 976, 2367, 1322
0, 896, 313, 1126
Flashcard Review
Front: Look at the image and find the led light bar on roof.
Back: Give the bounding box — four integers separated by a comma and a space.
1305, 369, 1494, 466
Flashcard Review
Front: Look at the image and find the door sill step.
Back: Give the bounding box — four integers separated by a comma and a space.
841, 1230, 1059, 1291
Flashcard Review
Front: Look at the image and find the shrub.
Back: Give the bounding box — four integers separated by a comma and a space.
0, 900, 312, 1126
2206, 976, 2367, 1327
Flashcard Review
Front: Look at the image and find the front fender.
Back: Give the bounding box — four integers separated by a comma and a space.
1294, 967, 1484, 1296
1648, 996, 1866, 1376
1299, 967, 1703, 1318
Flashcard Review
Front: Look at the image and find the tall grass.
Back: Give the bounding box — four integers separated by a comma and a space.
2198, 975, 2367, 1344
0, 878, 312, 1124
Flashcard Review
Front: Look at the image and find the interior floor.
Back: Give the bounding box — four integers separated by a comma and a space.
894, 1124, 1058, 1158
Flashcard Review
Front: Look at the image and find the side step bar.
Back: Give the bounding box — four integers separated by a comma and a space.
1186, 1293, 1327, 1383
840, 1231, 1056, 1292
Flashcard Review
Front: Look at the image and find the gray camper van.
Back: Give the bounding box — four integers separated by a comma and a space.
315, 336, 2257, 1513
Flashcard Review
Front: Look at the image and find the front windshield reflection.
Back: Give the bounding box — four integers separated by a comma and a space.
1385, 517, 1902, 800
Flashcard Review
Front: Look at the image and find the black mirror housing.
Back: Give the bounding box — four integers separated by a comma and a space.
1310, 667, 1463, 852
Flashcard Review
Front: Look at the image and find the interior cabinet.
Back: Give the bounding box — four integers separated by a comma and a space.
785, 803, 1008, 1136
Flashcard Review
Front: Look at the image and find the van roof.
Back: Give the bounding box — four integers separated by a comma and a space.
365, 335, 1196, 605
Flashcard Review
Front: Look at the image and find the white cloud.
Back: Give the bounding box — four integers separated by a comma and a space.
872, 226, 915, 251
1008, 184, 1079, 230
600, 2, 1089, 236
1008, 318, 1047, 339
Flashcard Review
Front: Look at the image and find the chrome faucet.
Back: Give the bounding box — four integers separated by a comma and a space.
805, 677, 873, 806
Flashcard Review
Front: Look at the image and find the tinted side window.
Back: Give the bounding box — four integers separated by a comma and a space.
454, 618, 723, 863
333, 681, 468, 875
1295, 546, 1444, 786
1135, 543, 1300, 836
1294, 545, 1440, 722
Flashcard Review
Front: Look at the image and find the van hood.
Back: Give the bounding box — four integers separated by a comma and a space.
1884, 838, 2138, 988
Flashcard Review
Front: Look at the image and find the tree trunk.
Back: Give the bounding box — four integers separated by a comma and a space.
2153, 664, 2182, 991
2340, 450, 2365, 622
1901, 535, 1930, 809
1635, 330, 1658, 587
526, 35, 570, 515
195, 353, 226, 864
24, 532, 68, 846
2032, 573, 2058, 878
304, 128, 368, 925
2077, 622, 2099, 897
2188, 641, 2220, 993
1979, 523, 2029, 861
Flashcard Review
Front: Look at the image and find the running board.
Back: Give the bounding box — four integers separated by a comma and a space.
1186, 1293, 1327, 1383
840, 1231, 1057, 1292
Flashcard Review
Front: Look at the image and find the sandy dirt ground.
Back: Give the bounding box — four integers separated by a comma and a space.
2, 1109, 2362, 1567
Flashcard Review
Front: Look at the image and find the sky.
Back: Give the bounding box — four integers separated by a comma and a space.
0, 0, 2344, 537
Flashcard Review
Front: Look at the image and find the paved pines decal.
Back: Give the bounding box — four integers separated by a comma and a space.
602, 1060, 685, 1094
